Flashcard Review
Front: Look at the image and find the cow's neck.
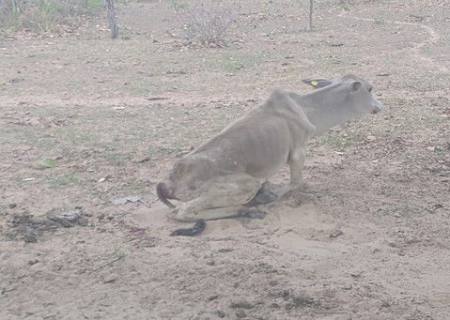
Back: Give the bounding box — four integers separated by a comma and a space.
290, 87, 360, 136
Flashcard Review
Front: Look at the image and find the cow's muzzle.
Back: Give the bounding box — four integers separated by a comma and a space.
156, 182, 176, 208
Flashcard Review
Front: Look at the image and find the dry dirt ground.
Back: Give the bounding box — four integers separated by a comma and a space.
1, 0, 449, 319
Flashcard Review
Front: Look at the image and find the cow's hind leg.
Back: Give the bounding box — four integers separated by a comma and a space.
173, 174, 262, 221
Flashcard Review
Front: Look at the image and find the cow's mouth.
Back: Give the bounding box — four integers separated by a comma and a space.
371, 107, 381, 114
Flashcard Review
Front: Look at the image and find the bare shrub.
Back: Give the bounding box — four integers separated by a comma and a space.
179, 2, 235, 47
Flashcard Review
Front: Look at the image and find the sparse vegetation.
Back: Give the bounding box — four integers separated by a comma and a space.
318, 133, 355, 151
47, 173, 81, 188
0, 0, 104, 33
168, 0, 188, 12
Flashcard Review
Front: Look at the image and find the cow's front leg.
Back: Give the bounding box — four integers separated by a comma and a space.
288, 147, 306, 188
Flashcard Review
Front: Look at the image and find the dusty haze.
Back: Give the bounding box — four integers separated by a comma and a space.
1, 0, 449, 319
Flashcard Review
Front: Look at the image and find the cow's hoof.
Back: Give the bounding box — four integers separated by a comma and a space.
247, 184, 279, 206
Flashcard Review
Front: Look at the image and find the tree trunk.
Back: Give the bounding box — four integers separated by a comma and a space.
307, 0, 313, 31
11, 0, 19, 15
105, 0, 119, 39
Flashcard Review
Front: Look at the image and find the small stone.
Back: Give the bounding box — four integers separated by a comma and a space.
342, 284, 352, 290
235, 310, 246, 318
281, 289, 290, 299
103, 274, 118, 284
216, 310, 226, 318
97, 175, 112, 183
8, 203, 17, 209
207, 295, 218, 301
135, 157, 150, 163
28, 259, 39, 266
329, 229, 344, 239
366, 135, 377, 141
381, 300, 391, 308
350, 271, 363, 278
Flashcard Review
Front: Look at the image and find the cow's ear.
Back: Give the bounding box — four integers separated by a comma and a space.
302, 78, 333, 89
351, 81, 362, 91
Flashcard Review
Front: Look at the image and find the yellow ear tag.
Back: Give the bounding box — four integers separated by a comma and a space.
311, 80, 319, 87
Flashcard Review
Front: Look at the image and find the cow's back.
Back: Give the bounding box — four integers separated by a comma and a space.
193, 109, 292, 179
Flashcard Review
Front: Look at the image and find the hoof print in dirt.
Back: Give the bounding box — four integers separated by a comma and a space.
6, 208, 89, 242
170, 220, 206, 236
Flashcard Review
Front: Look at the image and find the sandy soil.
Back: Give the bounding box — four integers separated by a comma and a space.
1, 0, 449, 319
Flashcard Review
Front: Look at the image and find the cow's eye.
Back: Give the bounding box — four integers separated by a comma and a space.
368, 86, 373, 93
